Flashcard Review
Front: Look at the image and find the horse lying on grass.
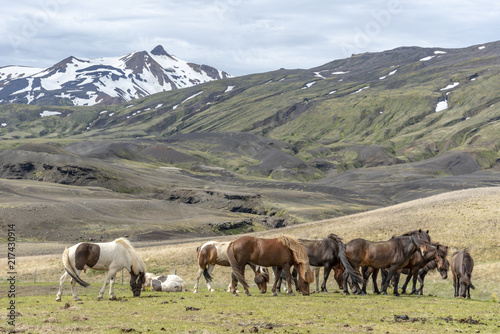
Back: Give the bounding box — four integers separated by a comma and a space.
56, 238, 146, 301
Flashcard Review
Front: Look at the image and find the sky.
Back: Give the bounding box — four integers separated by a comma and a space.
1, 0, 499, 76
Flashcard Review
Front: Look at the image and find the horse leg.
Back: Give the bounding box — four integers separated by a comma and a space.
206, 264, 215, 292
411, 272, 419, 295
392, 272, 401, 296
321, 265, 331, 293
56, 271, 69, 302
400, 273, 412, 294
381, 267, 397, 296
371, 268, 380, 294
283, 265, 295, 296
452, 275, 458, 297
108, 272, 117, 300
361, 266, 371, 295
98, 271, 114, 300
417, 271, 426, 295
193, 267, 203, 293
271, 267, 283, 296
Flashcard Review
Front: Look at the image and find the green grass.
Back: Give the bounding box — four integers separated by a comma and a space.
2, 281, 499, 333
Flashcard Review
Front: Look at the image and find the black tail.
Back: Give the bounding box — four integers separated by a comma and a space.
202, 268, 212, 283
338, 241, 363, 286
62, 248, 90, 288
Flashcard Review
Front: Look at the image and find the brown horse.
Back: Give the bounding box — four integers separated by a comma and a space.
399, 242, 448, 295
414, 257, 450, 295
227, 235, 315, 296
343, 231, 430, 296
362, 241, 448, 295
193, 241, 269, 293
451, 249, 475, 299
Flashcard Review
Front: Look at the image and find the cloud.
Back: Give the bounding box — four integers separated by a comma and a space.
0, 0, 499, 76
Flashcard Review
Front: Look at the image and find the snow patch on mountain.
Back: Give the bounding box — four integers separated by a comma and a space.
0, 46, 230, 106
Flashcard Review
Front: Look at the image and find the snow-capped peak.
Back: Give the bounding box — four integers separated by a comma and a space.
0, 46, 231, 106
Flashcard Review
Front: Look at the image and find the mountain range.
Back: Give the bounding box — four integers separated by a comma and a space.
2, 40, 500, 241
0, 45, 230, 106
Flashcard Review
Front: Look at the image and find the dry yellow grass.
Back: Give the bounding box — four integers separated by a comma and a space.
9, 187, 500, 294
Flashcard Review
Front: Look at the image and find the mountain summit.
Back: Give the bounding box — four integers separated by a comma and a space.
0, 46, 231, 106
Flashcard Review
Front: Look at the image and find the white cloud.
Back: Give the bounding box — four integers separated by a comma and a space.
0, 0, 499, 76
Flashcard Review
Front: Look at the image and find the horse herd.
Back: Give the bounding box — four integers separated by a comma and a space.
55, 230, 475, 302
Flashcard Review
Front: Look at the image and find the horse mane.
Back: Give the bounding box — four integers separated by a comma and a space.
277, 235, 309, 264
115, 238, 147, 275
434, 242, 448, 258
277, 235, 314, 283
326, 233, 342, 244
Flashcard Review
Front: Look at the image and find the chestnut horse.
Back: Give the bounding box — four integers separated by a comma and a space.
343, 230, 430, 296
227, 235, 315, 296
193, 240, 269, 293
451, 249, 475, 299
56, 238, 146, 301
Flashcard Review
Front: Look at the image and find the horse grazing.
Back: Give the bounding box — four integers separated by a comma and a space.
451, 249, 475, 299
193, 240, 269, 293
343, 232, 430, 296
56, 238, 146, 301
299, 233, 361, 293
228, 235, 315, 296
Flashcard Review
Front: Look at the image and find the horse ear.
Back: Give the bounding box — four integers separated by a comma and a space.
426, 230, 429, 234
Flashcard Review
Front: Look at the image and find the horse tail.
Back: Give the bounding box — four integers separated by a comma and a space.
337, 240, 363, 286
115, 238, 147, 275
62, 247, 90, 288
197, 242, 215, 283
227, 241, 249, 290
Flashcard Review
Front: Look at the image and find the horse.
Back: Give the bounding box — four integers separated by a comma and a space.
227, 235, 315, 296
298, 233, 356, 293
361, 242, 448, 295
56, 238, 146, 301
451, 249, 475, 299
343, 231, 430, 296
150, 275, 186, 292
413, 257, 450, 295
193, 240, 269, 293
399, 242, 448, 295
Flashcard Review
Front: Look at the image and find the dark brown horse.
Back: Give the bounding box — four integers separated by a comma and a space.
414, 257, 450, 295
362, 241, 448, 295
299, 233, 361, 292
343, 231, 430, 296
399, 242, 448, 295
227, 235, 315, 296
451, 249, 475, 299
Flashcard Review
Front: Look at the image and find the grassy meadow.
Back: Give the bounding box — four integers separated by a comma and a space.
2, 187, 500, 333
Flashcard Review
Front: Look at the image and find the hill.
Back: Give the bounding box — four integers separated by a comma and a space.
1, 41, 500, 243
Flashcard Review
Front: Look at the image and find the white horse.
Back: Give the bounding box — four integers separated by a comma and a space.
193, 240, 269, 293
56, 238, 147, 301
150, 275, 187, 292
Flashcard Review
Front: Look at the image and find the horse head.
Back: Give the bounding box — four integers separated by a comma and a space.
130, 271, 146, 297
253, 266, 269, 293
439, 259, 449, 279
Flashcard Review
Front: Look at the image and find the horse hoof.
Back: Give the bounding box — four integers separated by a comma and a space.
109, 296, 117, 300
210, 289, 215, 292
56, 298, 61, 302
